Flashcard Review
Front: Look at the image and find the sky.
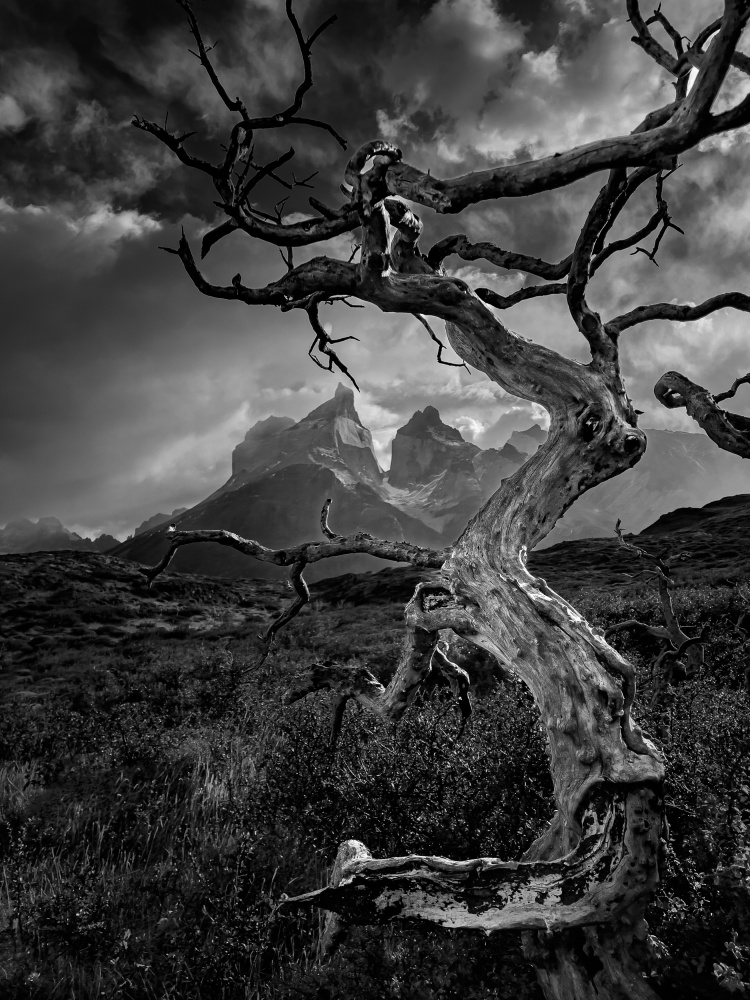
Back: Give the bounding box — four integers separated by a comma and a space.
2, 0, 750, 539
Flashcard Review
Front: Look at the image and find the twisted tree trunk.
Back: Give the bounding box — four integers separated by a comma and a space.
287, 346, 665, 999
134, 5, 750, 994
446, 407, 664, 998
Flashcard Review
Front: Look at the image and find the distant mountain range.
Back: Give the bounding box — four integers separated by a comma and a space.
0, 517, 117, 555
109, 382, 750, 580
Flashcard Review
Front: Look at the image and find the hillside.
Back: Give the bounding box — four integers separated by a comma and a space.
2, 497, 750, 1000
4, 493, 750, 680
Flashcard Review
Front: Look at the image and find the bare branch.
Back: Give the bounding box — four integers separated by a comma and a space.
143, 500, 451, 663
627, 168, 684, 265
132, 116, 220, 177
567, 169, 631, 359
627, 0, 682, 75
381, 46, 750, 215
426, 234, 572, 280
653, 370, 750, 458
714, 372, 750, 402
227, 201, 360, 247
476, 283, 567, 309
142, 508, 448, 588
604, 619, 671, 640
413, 314, 469, 370
430, 167, 667, 288
606, 290, 750, 336
169, 230, 358, 306
281, 1, 335, 119
320, 497, 337, 539
431, 642, 472, 729
431, 177, 671, 307
177, 0, 248, 116
200, 219, 239, 260
306, 299, 360, 390
261, 558, 309, 646
612, 518, 705, 695
645, 4, 685, 57
236, 148, 296, 205
283, 583, 475, 750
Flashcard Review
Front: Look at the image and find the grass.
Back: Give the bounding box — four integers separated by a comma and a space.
1, 553, 750, 997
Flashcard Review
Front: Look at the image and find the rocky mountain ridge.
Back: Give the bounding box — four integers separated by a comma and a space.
0, 517, 118, 555
112, 382, 750, 580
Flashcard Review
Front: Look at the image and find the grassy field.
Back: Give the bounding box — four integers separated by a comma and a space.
1, 547, 749, 998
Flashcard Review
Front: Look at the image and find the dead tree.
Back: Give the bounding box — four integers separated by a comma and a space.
135, 2, 750, 997
606, 521, 706, 704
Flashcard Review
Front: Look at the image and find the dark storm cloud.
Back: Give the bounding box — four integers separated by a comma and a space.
0, 0, 615, 221
0, 0, 362, 218
2, 0, 750, 535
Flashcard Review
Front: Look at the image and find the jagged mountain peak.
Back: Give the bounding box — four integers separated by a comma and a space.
302, 382, 361, 424
389, 408, 479, 489
507, 423, 548, 456
398, 405, 465, 442
523, 423, 547, 441
228, 383, 380, 489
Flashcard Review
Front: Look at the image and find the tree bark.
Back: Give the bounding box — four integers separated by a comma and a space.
442, 363, 664, 997
134, 3, 750, 995
286, 355, 665, 999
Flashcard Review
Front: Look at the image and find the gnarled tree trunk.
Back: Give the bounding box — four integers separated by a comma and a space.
445, 397, 664, 998
135, 3, 750, 995
289, 355, 665, 1000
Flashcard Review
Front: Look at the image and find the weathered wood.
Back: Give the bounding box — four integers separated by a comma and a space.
134, 4, 750, 996
288, 786, 661, 934
653, 370, 750, 458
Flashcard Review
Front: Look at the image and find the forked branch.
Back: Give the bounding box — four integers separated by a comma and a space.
283, 605, 472, 747
611, 519, 705, 696
142, 501, 449, 652
652, 370, 750, 458
306, 298, 361, 390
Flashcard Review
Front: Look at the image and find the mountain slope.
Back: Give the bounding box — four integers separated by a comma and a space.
112, 384, 750, 580
114, 463, 446, 581
542, 428, 750, 546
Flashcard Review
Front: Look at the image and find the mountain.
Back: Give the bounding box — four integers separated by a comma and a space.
542, 427, 750, 547
388, 405, 479, 488
134, 508, 188, 536
639, 493, 750, 536
0, 517, 118, 555
225, 384, 382, 492
507, 423, 546, 456
112, 384, 750, 580
113, 385, 456, 581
